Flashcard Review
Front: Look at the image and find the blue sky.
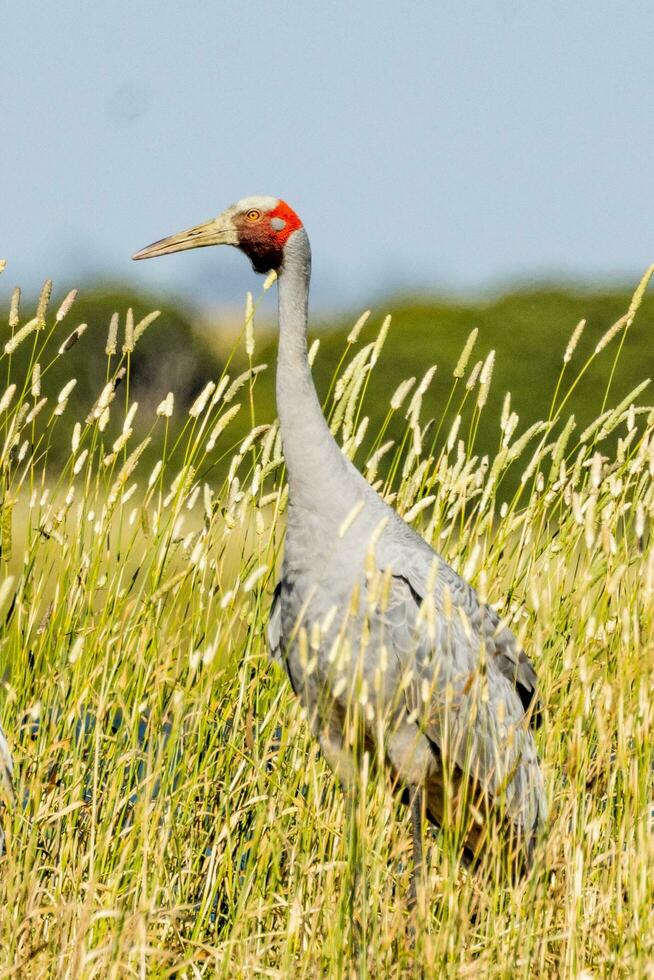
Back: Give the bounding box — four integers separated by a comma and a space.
2, 1, 653, 310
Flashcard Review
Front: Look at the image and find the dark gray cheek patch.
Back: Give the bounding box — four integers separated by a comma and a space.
271, 217, 286, 232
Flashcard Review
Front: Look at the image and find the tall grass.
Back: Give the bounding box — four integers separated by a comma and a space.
0, 262, 652, 977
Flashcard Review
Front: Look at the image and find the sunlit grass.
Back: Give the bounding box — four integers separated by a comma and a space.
0, 263, 652, 977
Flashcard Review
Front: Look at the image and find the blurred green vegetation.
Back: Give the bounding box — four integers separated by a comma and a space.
253, 286, 654, 480
8, 282, 653, 482
4, 287, 220, 471
7, 289, 215, 416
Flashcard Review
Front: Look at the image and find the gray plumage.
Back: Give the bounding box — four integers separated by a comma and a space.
133, 195, 547, 883
268, 228, 546, 868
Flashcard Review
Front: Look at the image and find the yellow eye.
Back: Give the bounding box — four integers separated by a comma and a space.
245, 209, 261, 221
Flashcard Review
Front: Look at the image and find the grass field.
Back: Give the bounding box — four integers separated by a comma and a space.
0, 263, 652, 977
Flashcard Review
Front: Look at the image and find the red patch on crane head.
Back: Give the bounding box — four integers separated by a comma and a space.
234, 198, 304, 273
269, 200, 303, 243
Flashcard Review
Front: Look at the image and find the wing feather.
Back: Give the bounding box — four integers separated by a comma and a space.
382, 539, 541, 725
377, 537, 546, 845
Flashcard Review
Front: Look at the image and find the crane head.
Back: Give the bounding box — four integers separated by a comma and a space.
132, 196, 303, 274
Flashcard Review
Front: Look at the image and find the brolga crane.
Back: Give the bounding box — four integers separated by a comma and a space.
133, 197, 547, 899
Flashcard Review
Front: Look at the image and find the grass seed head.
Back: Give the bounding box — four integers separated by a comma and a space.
189, 381, 216, 417
8, 287, 21, 328
466, 359, 482, 390
477, 350, 495, 408
454, 327, 479, 378
156, 392, 174, 418
308, 337, 320, 366
105, 312, 119, 355
564, 319, 586, 363
263, 269, 277, 290
31, 363, 41, 399
55, 289, 78, 322
245, 291, 255, 356
36, 279, 52, 326
0, 385, 16, 415
134, 310, 160, 344
58, 322, 87, 354
5, 317, 38, 354
347, 309, 371, 345
122, 307, 135, 353
595, 314, 628, 354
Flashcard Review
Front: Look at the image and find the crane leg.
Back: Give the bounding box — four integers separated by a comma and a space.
408, 784, 425, 913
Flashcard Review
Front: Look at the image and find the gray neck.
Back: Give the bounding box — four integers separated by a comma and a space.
276, 230, 355, 513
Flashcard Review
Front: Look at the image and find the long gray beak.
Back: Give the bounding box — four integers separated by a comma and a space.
132, 212, 238, 260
